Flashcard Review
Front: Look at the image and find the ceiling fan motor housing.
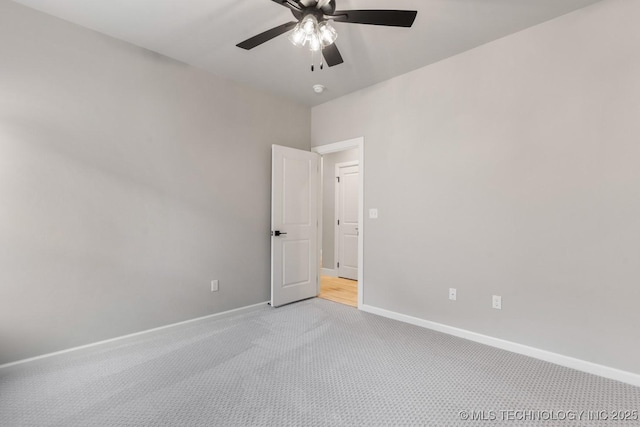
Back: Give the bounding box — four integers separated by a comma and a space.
291, 0, 336, 21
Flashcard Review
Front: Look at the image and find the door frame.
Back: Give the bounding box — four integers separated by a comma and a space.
312, 137, 364, 309
334, 160, 359, 280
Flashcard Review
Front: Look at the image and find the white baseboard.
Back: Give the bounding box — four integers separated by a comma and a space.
321, 268, 338, 277
0, 301, 269, 370
360, 304, 640, 388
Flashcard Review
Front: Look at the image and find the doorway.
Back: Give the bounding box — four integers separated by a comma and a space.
312, 138, 364, 309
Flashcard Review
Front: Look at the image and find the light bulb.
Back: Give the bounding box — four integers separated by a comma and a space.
301, 15, 317, 35
308, 33, 321, 52
288, 24, 306, 47
318, 20, 337, 47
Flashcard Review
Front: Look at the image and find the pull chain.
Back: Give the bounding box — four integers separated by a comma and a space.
310, 50, 324, 72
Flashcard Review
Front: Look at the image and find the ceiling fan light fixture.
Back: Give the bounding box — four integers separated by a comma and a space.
301, 14, 318, 35
318, 20, 337, 47
288, 23, 306, 47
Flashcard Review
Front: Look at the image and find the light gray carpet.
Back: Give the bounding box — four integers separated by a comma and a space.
1, 298, 639, 426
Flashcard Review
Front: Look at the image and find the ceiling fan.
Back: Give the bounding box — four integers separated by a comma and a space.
237, 0, 418, 70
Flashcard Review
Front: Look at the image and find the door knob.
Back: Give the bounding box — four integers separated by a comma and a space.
272, 230, 287, 237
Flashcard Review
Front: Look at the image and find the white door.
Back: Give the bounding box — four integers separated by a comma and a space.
336, 162, 359, 280
271, 145, 319, 307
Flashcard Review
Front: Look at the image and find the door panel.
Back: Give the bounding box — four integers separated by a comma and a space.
283, 157, 311, 225
342, 235, 358, 269
282, 240, 310, 287
343, 172, 359, 222
271, 145, 319, 307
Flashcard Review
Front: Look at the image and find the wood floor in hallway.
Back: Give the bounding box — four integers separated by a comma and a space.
318, 275, 357, 307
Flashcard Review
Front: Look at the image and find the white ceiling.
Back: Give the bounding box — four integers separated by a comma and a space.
11, 0, 601, 106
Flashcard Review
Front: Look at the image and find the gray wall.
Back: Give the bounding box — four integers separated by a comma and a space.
321, 149, 358, 270
312, 0, 640, 374
0, 1, 310, 365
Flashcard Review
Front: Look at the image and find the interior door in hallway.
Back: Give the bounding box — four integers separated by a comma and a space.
271, 145, 319, 307
336, 162, 359, 280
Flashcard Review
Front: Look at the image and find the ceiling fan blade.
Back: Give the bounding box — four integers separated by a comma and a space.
237, 21, 298, 50
331, 10, 417, 27
322, 43, 344, 67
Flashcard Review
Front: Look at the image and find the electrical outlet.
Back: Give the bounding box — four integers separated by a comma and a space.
369, 208, 378, 219
449, 288, 457, 301
211, 280, 219, 292
492, 295, 502, 310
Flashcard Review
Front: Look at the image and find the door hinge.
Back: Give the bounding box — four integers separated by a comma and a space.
337, 219, 340, 225
337, 262, 340, 268
336, 176, 340, 183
